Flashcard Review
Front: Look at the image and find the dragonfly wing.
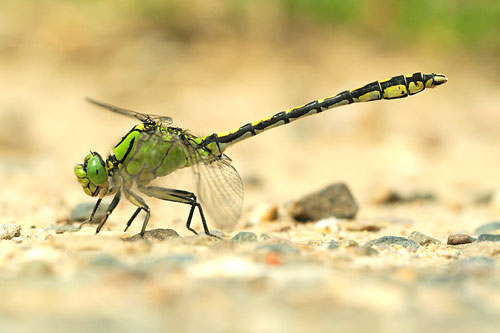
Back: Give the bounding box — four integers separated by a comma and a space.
190, 151, 244, 232
85, 97, 173, 125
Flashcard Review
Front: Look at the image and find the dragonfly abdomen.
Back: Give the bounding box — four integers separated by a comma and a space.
197, 72, 446, 153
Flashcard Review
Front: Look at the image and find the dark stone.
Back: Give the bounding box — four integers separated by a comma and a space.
70, 202, 109, 223
124, 228, 180, 242
367, 236, 420, 249
408, 231, 441, 246
447, 234, 475, 245
289, 183, 358, 222
231, 231, 257, 242
474, 221, 500, 235
477, 234, 500, 242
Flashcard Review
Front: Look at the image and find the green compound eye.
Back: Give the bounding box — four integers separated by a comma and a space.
87, 155, 107, 185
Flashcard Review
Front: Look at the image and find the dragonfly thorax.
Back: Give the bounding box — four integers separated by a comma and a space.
74, 152, 111, 197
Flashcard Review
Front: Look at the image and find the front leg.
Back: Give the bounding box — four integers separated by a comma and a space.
78, 198, 102, 230
95, 190, 122, 234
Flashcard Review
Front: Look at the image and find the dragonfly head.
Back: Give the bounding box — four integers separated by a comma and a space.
74, 152, 109, 197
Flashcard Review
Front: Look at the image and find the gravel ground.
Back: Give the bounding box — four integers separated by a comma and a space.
1, 3, 499, 332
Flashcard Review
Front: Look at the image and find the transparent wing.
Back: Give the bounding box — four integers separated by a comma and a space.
189, 149, 244, 232
86, 97, 173, 125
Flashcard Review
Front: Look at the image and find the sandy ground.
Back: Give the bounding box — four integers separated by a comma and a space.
0, 5, 500, 332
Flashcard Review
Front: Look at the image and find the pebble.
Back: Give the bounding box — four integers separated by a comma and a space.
474, 221, 500, 235
289, 182, 358, 222
344, 223, 381, 232
367, 236, 420, 249
0, 223, 21, 240
447, 234, 475, 245
124, 228, 180, 242
408, 231, 441, 246
231, 231, 257, 243
477, 234, 500, 242
327, 240, 339, 249
70, 202, 109, 223
256, 242, 300, 255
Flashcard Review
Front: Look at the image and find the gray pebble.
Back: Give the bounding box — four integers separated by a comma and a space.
408, 231, 441, 246
209, 230, 226, 238
447, 234, 476, 245
0, 223, 21, 240
374, 189, 436, 205
289, 183, 358, 222
70, 202, 109, 223
124, 228, 180, 242
327, 240, 339, 249
256, 242, 300, 255
367, 236, 420, 249
477, 234, 500, 242
474, 221, 500, 235
231, 231, 257, 243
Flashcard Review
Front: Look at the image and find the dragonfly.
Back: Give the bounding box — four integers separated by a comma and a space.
74, 72, 447, 237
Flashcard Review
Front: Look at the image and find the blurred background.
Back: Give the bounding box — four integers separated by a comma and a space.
1, 0, 499, 224
0, 0, 499, 331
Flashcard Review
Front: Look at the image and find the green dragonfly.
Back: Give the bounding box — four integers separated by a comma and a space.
75, 72, 447, 237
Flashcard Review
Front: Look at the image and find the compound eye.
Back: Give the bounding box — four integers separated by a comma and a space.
87, 155, 107, 185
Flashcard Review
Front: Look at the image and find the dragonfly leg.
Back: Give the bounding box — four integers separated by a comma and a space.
123, 189, 151, 237
138, 186, 217, 238
124, 208, 141, 232
78, 198, 102, 230
95, 190, 121, 234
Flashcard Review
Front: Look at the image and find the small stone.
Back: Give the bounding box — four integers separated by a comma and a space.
289, 183, 358, 222
209, 230, 226, 238
474, 221, 500, 235
124, 228, 180, 242
256, 242, 299, 255
367, 236, 420, 249
447, 234, 475, 245
472, 191, 494, 205
0, 223, 21, 240
231, 231, 257, 243
477, 234, 500, 242
70, 202, 109, 223
408, 231, 441, 246
327, 240, 339, 249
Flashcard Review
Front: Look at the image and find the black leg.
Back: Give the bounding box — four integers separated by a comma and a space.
96, 190, 121, 234
139, 185, 218, 238
78, 198, 102, 230
124, 208, 141, 232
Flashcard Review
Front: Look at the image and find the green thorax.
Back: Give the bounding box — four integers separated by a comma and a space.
107, 122, 216, 186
